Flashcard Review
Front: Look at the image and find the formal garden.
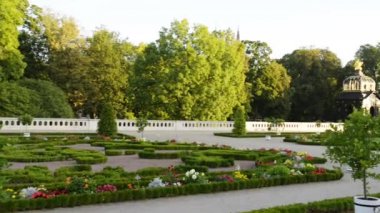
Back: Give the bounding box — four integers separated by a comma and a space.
0, 133, 343, 212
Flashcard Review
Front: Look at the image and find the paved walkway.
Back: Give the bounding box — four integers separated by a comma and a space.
28, 131, 380, 213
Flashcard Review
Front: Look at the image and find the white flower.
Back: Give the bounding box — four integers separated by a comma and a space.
190, 169, 195, 174
19, 187, 38, 199
185, 171, 190, 177
195, 172, 199, 176
192, 174, 197, 180
135, 175, 141, 181
148, 177, 165, 188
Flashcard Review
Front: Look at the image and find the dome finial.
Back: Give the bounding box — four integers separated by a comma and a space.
354, 59, 364, 75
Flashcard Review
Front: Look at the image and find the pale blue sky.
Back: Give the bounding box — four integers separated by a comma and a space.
29, 0, 380, 65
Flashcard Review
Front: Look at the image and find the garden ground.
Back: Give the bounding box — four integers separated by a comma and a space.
26, 130, 380, 213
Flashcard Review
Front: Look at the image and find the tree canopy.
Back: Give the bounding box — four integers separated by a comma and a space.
0, 0, 28, 81
355, 43, 380, 82
280, 48, 342, 121
133, 19, 248, 120
243, 41, 291, 119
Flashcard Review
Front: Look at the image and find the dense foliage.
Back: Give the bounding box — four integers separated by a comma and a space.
280, 49, 342, 121
133, 19, 247, 120
0, 0, 377, 121
0, 0, 28, 81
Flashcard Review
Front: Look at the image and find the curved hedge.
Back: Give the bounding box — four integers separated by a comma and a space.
105, 150, 123, 156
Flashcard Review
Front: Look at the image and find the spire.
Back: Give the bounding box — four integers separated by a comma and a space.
236, 28, 240, 41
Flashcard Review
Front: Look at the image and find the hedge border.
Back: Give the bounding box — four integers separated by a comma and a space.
245, 193, 380, 213
0, 171, 343, 212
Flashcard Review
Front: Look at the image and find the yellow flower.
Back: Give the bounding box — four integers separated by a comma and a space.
84, 184, 89, 189
233, 171, 248, 181
65, 177, 72, 184
12, 195, 16, 199
6, 188, 13, 192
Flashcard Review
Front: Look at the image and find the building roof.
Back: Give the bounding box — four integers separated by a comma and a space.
337, 91, 374, 100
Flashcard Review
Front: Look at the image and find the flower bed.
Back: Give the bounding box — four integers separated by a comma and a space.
0, 168, 342, 212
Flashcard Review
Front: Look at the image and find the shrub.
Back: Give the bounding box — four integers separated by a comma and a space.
97, 103, 117, 137
266, 165, 291, 177
66, 176, 95, 194
232, 106, 246, 136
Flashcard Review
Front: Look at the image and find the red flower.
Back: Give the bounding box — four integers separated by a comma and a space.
96, 184, 117, 193
305, 155, 314, 161
312, 167, 326, 175
31, 191, 50, 199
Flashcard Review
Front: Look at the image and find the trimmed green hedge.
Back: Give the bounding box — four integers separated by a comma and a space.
202, 149, 258, 161
95, 143, 213, 151
245, 195, 367, 212
181, 155, 234, 168
0, 170, 343, 212
61, 149, 107, 165
138, 151, 181, 159
105, 150, 123, 156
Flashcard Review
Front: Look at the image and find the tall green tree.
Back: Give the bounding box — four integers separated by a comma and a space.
85, 29, 135, 118
133, 19, 248, 120
243, 41, 291, 119
18, 4, 50, 79
0, 0, 28, 81
280, 48, 342, 121
355, 43, 380, 82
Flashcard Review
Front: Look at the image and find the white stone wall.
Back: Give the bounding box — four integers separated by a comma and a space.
0, 117, 343, 133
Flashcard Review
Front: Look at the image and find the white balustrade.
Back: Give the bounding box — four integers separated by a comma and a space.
0, 117, 343, 134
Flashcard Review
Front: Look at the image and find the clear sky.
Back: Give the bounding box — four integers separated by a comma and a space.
29, 0, 380, 65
